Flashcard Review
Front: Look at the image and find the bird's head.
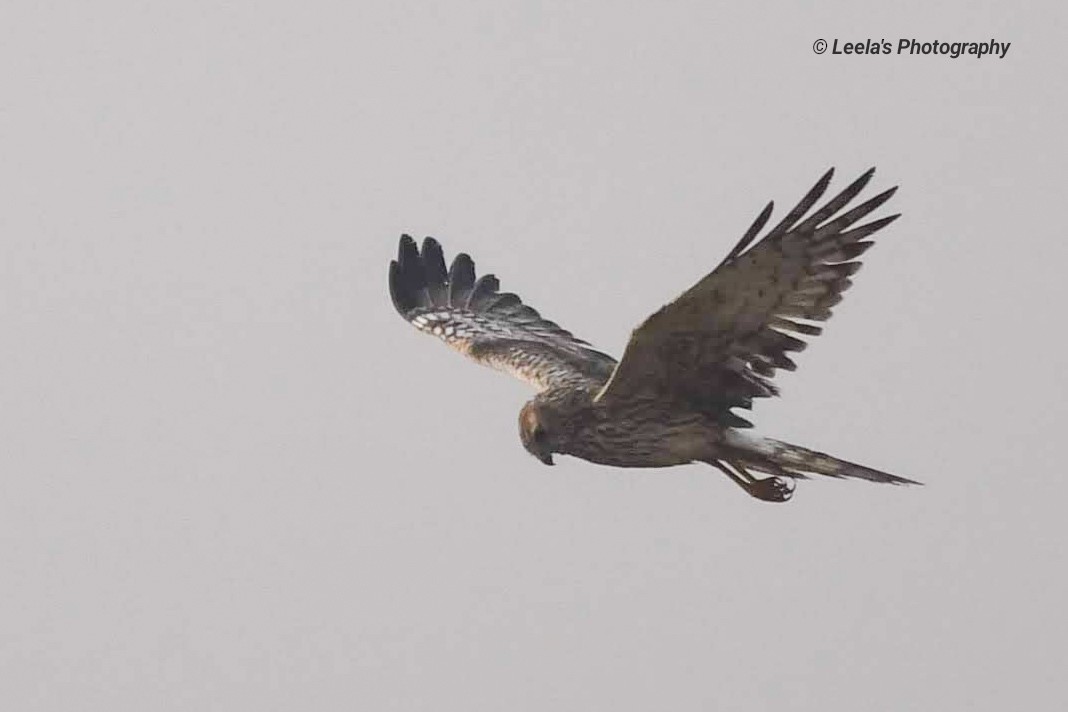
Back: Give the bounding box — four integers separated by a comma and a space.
519, 400, 556, 466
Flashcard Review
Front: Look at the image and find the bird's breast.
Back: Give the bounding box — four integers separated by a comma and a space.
562, 409, 719, 468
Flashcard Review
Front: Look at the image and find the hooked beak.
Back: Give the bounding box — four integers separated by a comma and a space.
539, 452, 555, 466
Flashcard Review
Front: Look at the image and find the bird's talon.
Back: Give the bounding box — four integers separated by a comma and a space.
753, 476, 794, 502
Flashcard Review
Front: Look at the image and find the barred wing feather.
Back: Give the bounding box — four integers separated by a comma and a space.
389, 235, 617, 391
596, 168, 900, 426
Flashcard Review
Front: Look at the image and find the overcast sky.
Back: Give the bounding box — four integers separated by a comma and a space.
2, 1, 1066, 710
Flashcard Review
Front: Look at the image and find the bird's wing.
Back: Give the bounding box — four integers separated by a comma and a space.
390, 235, 617, 391
595, 168, 899, 426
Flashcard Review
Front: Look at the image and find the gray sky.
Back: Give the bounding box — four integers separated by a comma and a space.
2, 1, 1066, 710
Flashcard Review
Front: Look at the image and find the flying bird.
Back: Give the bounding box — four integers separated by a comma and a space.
389, 168, 919, 502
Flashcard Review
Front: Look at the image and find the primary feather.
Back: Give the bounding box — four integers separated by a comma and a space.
595, 167, 899, 427
389, 235, 616, 390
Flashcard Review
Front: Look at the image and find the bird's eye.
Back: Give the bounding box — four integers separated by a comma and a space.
533, 426, 547, 443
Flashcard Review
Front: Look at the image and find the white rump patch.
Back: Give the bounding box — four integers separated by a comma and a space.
724, 430, 776, 456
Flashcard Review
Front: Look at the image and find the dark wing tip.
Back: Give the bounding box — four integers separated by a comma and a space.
390, 234, 430, 317
466, 273, 501, 309
398, 234, 418, 261
420, 236, 449, 301
767, 168, 837, 239
389, 259, 416, 316
812, 167, 836, 198
856, 212, 902, 236
447, 253, 477, 306
450, 252, 475, 272
873, 184, 898, 202
727, 200, 775, 261
810, 168, 837, 202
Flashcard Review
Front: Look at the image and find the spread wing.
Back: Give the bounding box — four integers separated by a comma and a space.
595, 168, 899, 427
389, 235, 617, 391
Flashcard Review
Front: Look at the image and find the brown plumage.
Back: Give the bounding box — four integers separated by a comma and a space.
389, 168, 920, 502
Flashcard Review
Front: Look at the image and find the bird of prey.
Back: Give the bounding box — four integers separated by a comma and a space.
389, 168, 919, 502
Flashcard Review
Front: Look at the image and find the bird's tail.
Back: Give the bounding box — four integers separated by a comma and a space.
723, 431, 920, 486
